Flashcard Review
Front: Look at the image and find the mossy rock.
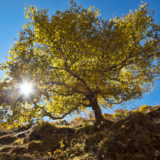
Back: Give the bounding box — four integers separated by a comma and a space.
0, 135, 16, 145
0, 130, 12, 136
0, 146, 14, 153
10, 146, 27, 155
28, 141, 44, 153
28, 122, 74, 141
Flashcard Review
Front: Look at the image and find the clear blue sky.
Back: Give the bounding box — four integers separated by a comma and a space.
0, 0, 159, 114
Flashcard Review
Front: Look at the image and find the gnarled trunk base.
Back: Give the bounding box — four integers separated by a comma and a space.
90, 95, 104, 125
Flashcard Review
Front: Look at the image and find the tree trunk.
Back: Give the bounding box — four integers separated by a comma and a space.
90, 94, 104, 125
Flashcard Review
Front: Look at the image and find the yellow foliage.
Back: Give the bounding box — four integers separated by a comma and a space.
0, 1, 159, 126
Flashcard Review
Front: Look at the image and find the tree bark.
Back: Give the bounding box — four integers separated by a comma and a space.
90, 94, 104, 125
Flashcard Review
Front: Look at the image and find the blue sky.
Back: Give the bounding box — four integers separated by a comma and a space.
0, 0, 160, 114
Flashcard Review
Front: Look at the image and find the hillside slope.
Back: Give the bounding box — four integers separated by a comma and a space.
0, 106, 160, 160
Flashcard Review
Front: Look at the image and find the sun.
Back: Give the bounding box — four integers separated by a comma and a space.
19, 81, 34, 97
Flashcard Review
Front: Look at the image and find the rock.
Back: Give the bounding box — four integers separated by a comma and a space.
10, 146, 27, 155
0, 135, 16, 145
0, 146, 14, 152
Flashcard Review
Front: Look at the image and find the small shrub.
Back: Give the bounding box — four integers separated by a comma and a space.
13, 138, 24, 145
113, 109, 126, 120
103, 113, 113, 121
139, 105, 151, 113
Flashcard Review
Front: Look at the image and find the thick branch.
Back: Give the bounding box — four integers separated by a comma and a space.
33, 103, 77, 120
64, 66, 91, 92
45, 80, 86, 96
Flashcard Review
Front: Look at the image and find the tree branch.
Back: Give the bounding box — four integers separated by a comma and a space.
33, 102, 77, 120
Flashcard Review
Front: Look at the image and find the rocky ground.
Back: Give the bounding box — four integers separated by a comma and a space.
0, 106, 160, 160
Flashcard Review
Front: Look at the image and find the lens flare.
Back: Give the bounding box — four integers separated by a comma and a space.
19, 81, 34, 97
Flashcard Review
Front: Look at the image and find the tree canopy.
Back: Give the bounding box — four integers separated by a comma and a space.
0, 1, 160, 127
